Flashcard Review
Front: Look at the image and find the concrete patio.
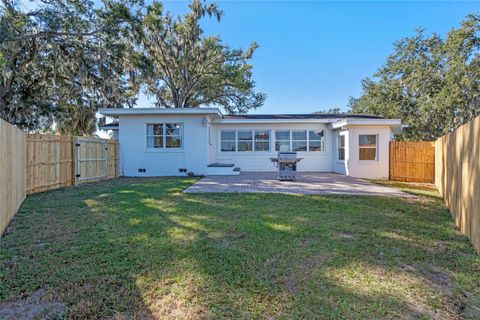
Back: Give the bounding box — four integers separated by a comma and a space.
184, 172, 413, 197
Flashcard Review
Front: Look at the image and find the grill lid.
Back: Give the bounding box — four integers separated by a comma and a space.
278, 151, 297, 160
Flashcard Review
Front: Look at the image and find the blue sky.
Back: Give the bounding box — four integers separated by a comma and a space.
139, 1, 479, 114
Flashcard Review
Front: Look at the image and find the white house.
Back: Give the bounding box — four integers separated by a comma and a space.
98, 108, 402, 179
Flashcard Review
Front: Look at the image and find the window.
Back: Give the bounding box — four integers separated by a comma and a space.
275, 131, 290, 151
221, 130, 270, 152
254, 130, 270, 151
165, 123, 182, 148
237, 131, 253, 151
147, 123, 182, 149
359, 134, 377, 160
147, 124, 163, 148
338, 135, 345, 161
309, 130, 324, 151
221, 131, 236, 152
275, 130, 325, 152
292, 130, 307, 151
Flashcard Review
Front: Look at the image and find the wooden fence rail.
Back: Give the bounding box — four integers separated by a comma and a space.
389, 141, 435, 183
1, 118, 119, 235
435, 116, 480, 253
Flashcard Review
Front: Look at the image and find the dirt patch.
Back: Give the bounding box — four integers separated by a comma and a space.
141, 282, 212, 320
419, 268, 479, 319
276, 275, 298, 294
398, 263, 417, 272
213, 230, 246, 248
277, 254, 324, 294
298, 255, 324, 273
224, 231, 246, 240
406, 300, 459, 320
298, 236, 323, 247
403, 183, 437, 191
423, 268, 451, 289
395, 262, 470, 319
0, 289, 65, 320
462, 291, 480, 319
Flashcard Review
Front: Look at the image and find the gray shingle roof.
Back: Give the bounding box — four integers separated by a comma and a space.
99, 122, 119, 128
222, 113, 384, 120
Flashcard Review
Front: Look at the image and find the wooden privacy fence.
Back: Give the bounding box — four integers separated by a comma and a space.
1, 118, 119, 234
27, 135, 74, 194
26, 135, 119, 194
389, 141, 435, 183
435, 116, 480, 253
0, 120, 26, 236
75, 138, 119, 184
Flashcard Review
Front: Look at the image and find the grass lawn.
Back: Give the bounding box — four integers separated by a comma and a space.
1, 178, 480, 319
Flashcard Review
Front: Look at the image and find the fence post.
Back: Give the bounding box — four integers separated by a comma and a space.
73, 136, 79, 186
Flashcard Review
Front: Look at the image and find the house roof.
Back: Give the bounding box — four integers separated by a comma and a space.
222, 113, 385, 120
99, 108, 383, 120
331, 118, 402, 128
98, 122, 119, 130
98, 107, 223, 117
97, 107, 401, 128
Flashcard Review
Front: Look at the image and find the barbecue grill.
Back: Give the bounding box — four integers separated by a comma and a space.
270, 151, 303, 181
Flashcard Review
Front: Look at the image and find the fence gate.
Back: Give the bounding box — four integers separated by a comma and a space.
75, 137, 109, 184
389, 141, 435, 183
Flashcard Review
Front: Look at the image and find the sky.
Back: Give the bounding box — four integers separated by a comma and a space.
136, 0, 478, 114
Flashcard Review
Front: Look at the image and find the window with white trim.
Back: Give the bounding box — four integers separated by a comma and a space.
292, 130, 307, 151
221, 131, 236, 151
237, 131, 253, 151
359, 134, 377, 160
338, 135, 345, 161
146, 123, 182, 149
165, 123, 182, 148
254, 130, 270, 151
221, 130, 271, 152
147, 124, 163, 148
275, 131, 290, 151
275, 130, 325, 152
308, 130, 324, 151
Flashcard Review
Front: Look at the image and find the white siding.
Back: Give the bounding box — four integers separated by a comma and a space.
346, 125, 393, 179
116, 114, 395, 177
119, 114, 208, 176
211, 123, 333, 172
207, 119, 216, 165
332, 129, 348, 175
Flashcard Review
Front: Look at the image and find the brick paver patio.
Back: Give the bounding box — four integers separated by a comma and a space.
184, 172, 413, 197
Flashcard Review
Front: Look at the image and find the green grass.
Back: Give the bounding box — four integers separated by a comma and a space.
371, 180, 441, 198
1, 177, 480, 319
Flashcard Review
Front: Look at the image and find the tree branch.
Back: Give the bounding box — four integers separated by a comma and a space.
6, 30, 100, 42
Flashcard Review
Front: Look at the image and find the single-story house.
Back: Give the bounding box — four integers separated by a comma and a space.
98, 108, 402, 179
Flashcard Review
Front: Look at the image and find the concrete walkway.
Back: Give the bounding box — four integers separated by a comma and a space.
184, 172, 413, 197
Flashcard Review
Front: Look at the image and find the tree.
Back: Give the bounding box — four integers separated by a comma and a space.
0, 0, 140, 134
314, 107, 344, 114
349, 15, 480, 141
133, 0, 265, 113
